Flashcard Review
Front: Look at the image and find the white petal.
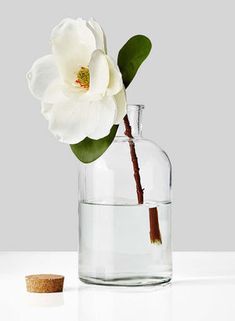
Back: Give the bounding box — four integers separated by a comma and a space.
114, 88, 127, 124
88, 96, 117, 139
62, 82, 88, 100
27, 55, 58, 100
51, 18, 96, 84
43, 77, 88, 106
88, 50, 109, 96
106, 56, 123, 96
41, 102, 53, 121
47, 97, 100, 144
87, 18, 107, 53
43, 78, 66, 104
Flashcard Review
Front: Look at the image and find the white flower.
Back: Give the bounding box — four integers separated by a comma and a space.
27, 18, 126, 144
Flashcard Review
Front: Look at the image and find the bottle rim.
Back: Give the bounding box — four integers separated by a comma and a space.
127, 104, 145, 110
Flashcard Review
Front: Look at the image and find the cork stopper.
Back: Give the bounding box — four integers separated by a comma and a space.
25, 274, 64, 293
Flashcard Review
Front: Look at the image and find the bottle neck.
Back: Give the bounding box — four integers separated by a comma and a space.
117, 104, 144, 138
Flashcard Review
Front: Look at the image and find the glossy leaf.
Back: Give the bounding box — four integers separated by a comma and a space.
70, 125, 118, 163
118, 35, 152, 88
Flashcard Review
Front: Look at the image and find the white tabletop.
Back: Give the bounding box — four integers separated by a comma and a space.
0, 252, 235, 320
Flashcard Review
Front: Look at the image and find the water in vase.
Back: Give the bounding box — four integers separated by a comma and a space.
79, 202, 172, 286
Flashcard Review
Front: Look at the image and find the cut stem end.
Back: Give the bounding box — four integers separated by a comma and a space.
149, 207, 162, 245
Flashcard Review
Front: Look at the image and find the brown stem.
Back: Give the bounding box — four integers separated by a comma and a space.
123, 115, 162, 244
123, 115, 144, 204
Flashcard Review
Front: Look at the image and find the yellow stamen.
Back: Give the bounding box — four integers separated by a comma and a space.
75, 67, 90, 89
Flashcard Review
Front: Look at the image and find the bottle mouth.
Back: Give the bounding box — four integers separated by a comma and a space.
127, 104, 145, 111
116, 103, 143, 138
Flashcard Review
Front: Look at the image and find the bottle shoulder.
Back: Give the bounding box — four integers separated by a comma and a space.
141, 138, 171, 161
140, 138, 172, 169
113, 136, 172, 169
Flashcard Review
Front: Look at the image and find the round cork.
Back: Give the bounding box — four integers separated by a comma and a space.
25, 274, 64, 293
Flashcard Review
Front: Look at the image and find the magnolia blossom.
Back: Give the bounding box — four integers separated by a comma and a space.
27, 18, 126, 144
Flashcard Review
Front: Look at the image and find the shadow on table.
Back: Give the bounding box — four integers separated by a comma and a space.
26, 292, 64, 307
78, 283, 172, 321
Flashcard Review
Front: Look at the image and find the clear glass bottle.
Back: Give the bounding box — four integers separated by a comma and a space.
78, 104, 172, 286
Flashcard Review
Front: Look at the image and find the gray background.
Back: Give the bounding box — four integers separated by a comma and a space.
0, 0, 234, 251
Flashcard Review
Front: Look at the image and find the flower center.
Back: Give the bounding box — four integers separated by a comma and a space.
75, 67, 90, 89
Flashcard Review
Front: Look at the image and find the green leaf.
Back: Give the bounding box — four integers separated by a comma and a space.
118, 35, 152, 88
70, 125, 118, 163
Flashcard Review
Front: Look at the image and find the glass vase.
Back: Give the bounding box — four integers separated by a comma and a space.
78, 104, 172, 286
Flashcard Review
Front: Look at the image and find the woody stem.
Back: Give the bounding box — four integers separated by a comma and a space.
123, 115, 162, 244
